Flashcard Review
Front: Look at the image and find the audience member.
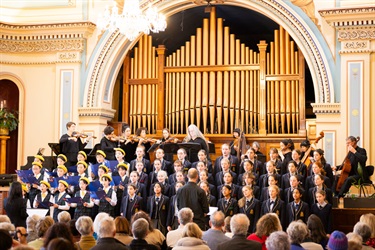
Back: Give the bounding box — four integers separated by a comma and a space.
57, 211, 71, 224
75, 216, 96, 250
202, 211, 230, 250
265, 231, 291, 250
0, 214, 11, 223
46, 237, 75, 250
359, 213, 375, 248
346, 232, 362, 250
129, 218, 158, 250
353, 222, 373, 250
42, 222, 75, 249
286, 221, 309, 250
0, 229, 13, 250
173, 222, 210, 250
114, 217, 133, 245
223, 216, 233, 238
327, 231, 348, 250
93, 212, 110, 240
166, 207, 193, 248
305, 214, 328, 250
217, 214, 262, 250
26, 214, 41, 242
91, 217, 129, 250
70, 219, 81, 243
131, 211, 166, 250
247, 213, 282, 250
28, 216, 54, 250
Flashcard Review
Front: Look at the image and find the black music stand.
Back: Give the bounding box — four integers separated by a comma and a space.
48, 143, 60, 156
147, 143, 160, 154
162, 143, 180, 162
178, 143, 201, 162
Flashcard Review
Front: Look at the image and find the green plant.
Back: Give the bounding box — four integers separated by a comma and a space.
0, 107, 19, 131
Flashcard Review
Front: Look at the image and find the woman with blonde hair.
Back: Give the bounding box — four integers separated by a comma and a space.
173, 222, 210, 250
247, 213, 282, 250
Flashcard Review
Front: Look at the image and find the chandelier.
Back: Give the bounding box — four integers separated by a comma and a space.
97, 0, 167, 41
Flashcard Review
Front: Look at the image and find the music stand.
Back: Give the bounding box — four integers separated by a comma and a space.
48, 143, 60, 156
178, 143, 201, 162
147, 143, 160, 154
161, 143, 180, 162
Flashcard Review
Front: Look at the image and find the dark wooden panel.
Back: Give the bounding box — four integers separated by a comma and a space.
332, 208, 375, 234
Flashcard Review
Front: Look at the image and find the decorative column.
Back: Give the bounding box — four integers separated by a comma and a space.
0, 136, 10, 174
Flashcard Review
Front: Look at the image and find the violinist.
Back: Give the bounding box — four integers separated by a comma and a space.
279, 139, 294, 175
334, 136, 368, 198
158, 128, 178, 162
120, 123, 137, 163
100, 126, 117, 160
135, 127, 152, 160
230, 128, 241, 156
59, 122, 92, 166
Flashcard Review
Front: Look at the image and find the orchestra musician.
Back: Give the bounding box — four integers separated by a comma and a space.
184, 124, 210, 161
100, 126, 117, 160
135, 127, 152, 160
279, 139, 294, 175
334, 136, 368, 198
60, 121, 92, 166
120, 123, 137, 163
229, 128, 242, 156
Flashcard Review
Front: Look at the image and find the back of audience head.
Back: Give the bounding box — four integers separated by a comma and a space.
26, 214, 41, 232
287, 221, 308, 245
182, 222, 203, 239
0, 222, 15, 231
114, 216, 131, 235
353, 222, 371, 243
132, 218, 149, 239
43, 222, 74, 248
266, 231, 291, 250
98, 217, 116, 238
224, 216, 231, 233
46, 237, 75, 250
36, 216, 54, 238
328, 231, 348, 250
307, 214, 327, 243
230, 214, 249, 235
255, 213, 282, 237
359, 213, 375, 238
0, 215, 11, 223
210, 211, 225, 229
75, 216, 94, 236
93, 212, 110, 235
0, 229, 13, 250
178, 207, 194, 226
57, 211, 71, 224
69, 219, 80, 239
131, 211, 154, 232
347, 232, 362, 250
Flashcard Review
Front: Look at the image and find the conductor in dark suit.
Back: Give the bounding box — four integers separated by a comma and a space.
217, 214, 262, 250
176, 168, 209, 230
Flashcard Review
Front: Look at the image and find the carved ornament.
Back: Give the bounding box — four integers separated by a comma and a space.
311, 103, 341, 114
78, 107, 116, 119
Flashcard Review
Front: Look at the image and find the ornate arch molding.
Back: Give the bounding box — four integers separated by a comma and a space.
83, 0, 334, 110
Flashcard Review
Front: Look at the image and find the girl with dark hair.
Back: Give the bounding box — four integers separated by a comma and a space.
135, 127, 152, 160
120, 123, 137, 163
306, 214, 329, 249
279, 139, 294, 175
147, 182, 169, 235
100, 125, 117, 160
5, 181, 28, 227
43, 223, 75, 249
310, 149, 334, 184
93, 174, 117, 217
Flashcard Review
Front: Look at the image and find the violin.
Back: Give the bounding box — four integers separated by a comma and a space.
301, 131, 324, 169
72, 132, 97, 139
336, 136, 360, 192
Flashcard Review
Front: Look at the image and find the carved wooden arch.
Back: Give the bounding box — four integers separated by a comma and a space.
83, 0, 334, 109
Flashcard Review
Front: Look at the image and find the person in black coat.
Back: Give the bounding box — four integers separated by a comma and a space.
119, 123, 137, 163
286, 188, 310, 224
5, 181, 28, 228
281, 161, 304, 190
176, 168, 209, 230
260, 184, 285, 230
258, 161, 280, 190
120, 183, 144, 221
152, 148, 173, 175
166, 181, 185, 231
282, 175, 305, 204
147, 182, 169, 235
217, 185, 239, 217
238, 185, 261, 233
279, 139, 294, 175
310, 189, 332, 233
100, 126, 117, 160
217, 214, 262, 250
184, 124, 210, 162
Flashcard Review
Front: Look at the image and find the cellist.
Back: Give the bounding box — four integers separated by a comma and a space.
334, 136, 368, 198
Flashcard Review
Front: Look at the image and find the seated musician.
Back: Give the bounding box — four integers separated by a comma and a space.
229, 128, 241, 156
59, 121, 91, 166
299, 139, 314, 163
334, 136, 368, 198
135, 127, 152, 160
100, 126, 117, 160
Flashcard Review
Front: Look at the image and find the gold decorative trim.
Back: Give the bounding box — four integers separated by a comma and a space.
319, 6, 375, 27
78, 107, 116, 119
0, 39, 83, 53
311, 103, 341, 114
338, 28, 375, 40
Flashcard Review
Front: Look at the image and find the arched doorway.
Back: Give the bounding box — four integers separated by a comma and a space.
0, 79, 19, 174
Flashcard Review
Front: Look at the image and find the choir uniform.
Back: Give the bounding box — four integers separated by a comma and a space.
71, 190, 94, 219
214, 155, 240, 175
147, 194, 169, 235
310, 202, 332, 233
120, 194, 144, 221
261, 198, 285, 229
93, 186, 117, 217
286, 201, 310, 224
52, 191, 71, 222
239, 197, 261, 233
217, 197, 239, 217
307, 187, 333, 206
281, 173, 304, 190
215, 170, 238, 186
129, 158, 151, 173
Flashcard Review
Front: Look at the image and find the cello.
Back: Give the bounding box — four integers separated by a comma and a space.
336, 136, 360, 192
301, 131, 324, 169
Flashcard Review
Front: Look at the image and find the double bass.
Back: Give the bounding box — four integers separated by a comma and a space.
301, 131, 324, 169
336, 136, 360, 192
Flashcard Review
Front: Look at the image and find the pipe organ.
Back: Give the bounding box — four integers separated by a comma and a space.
124, 8, 305, 136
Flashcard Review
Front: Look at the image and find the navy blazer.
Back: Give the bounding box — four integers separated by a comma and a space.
120, 195, 144, 221
286, 201, 310, 224
217, 197, 239, 217
261, 198, 285, 229
238, 197, 261, 233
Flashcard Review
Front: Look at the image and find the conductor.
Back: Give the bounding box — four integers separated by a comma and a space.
176, 168, 209, 230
